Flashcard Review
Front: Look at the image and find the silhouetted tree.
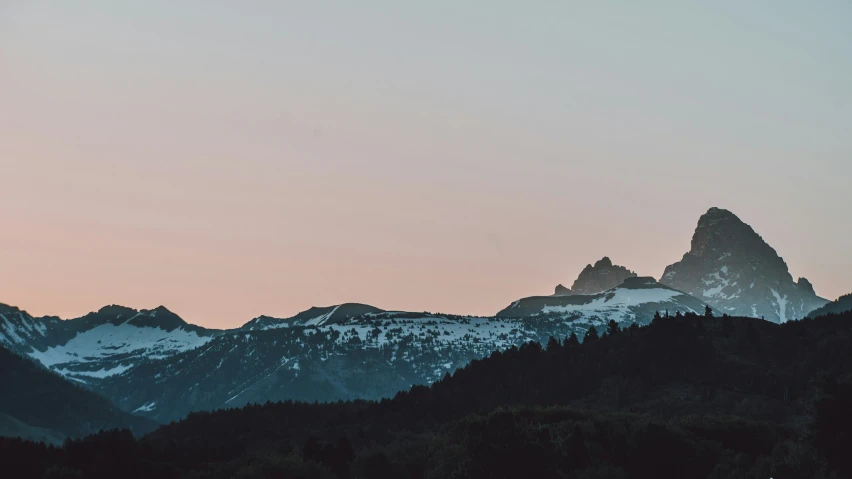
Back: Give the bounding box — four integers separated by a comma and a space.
704, 305, 714, 318
583, 327, 599, 343
546, 336, 560, 351
563, 332, 579, 348
606, 320, 620, 337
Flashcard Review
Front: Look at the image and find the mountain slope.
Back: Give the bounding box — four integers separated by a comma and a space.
499, 277, 706, 323
807, 293, 852, 318
0, 345, 155, 439
0, 413, 65, 446
240, 303, 384, 330
661, 207, 828, 322
95, 309, 574, 422
0, 304, 219, 384
0, 304, 62, 356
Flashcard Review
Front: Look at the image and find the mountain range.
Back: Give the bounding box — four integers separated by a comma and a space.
0, 207, 845, 431
7, 309, 852, 478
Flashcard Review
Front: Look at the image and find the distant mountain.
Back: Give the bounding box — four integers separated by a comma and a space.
0, 303, 218, 383
661, 208, 828, 322
500, 277, 706, 324
240, 303, 385, 330
31, 310, 852, 479
95, 308, 583, 422
555, 257, 638, 296
0, 304, 62, 356
0, 345, 155, 439
2, 284, 714, 424
807, 293, 852, 318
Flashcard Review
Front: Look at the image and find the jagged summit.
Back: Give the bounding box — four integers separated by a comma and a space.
661, 207, 827, 322
554, 256, 637, 296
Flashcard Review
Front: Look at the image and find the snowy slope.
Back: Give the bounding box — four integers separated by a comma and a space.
497, 277, 706, 326
96, 310, 574, 422
0, 304, 218, 383
241, 303, 385, 330
0, 304, 62, 355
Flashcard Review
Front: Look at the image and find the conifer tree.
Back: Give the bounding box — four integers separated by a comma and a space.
606, 320, 620, 337
564, 332, 579, 347
583, 326, 599, 343
546, 336, 561, 351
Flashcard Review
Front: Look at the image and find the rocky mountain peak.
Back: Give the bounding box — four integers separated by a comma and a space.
661, 208, 827, 322
569, 257, 638, 295
554, 284, 571, 296
595, 256, 614, 268
797, 277, 815, 295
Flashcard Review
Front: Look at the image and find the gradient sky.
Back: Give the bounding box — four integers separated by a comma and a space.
2, 1, 851, 328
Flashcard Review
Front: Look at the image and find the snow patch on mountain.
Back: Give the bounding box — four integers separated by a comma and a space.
304, 305, 342, 327
540, 287, 685, 321
29, 322, 212, 378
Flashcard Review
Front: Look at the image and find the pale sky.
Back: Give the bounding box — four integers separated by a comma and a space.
2, 1, 850, 328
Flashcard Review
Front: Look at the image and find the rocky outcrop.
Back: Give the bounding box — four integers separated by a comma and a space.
554, 284, 572, 296
568, 257, 638, 295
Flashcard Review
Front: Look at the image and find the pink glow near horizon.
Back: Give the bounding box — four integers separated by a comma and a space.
1, 2, 850, 328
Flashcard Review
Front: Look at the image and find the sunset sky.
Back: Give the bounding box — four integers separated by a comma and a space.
2, 1, 851, 328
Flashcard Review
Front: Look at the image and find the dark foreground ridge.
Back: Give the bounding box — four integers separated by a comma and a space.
3, 310, 852, 478
0, 347, 155, 441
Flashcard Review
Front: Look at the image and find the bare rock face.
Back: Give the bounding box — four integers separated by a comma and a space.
569, 257, 638, 295
554, 284, 572, 296
797, 277, 816, 296
660, 207, 828, 323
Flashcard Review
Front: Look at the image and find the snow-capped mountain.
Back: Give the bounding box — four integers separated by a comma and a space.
240, 303, 384, 330
661, 208, 828, 322
499, 277, 707, 325
554, 257, 637, 296
0, 304, 218, 383
95, 310, 581, 422
0, 304, 62, 355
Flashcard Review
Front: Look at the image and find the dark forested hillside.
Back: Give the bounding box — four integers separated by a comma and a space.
807, 293, 852, 318
4, 311, 852, 478
0, 346, 156, 439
